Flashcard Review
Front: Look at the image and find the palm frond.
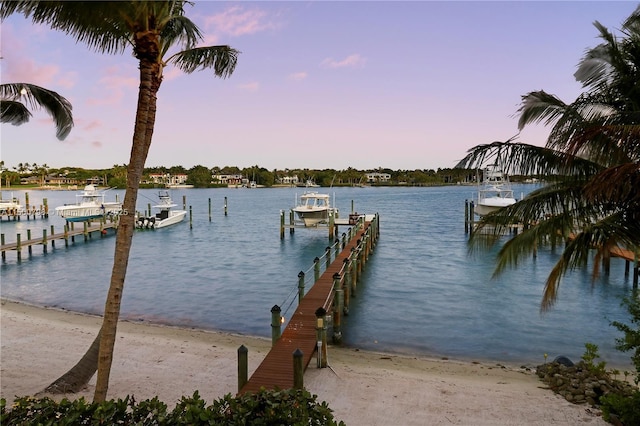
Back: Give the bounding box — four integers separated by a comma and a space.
0, 100, 32, 125
168, 45, 240, 77
0, 83, 73, 140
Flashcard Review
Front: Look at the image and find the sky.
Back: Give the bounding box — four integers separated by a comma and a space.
1, 1, 637, 172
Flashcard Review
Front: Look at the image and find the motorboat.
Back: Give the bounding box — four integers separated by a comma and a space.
55, 185, 122, 222
136, 191, 186, 229
292, 191, 338, 227
297, 179, 320, 188
0, 195, 22, 214
475, 165, 516, 216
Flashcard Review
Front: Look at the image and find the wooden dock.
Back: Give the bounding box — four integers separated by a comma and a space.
0, 220, 117, 260
240, 213, 379, 394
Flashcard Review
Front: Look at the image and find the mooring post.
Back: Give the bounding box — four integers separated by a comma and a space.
289, 209, 295, 234
208, 198, 212, 222
271, 305, 282, 346
182, 195, 186, 210
315, 307, 328, 368
237, 345, 248, 392
280, 210, 285, 239
224, 197, 228, 216
332, 272, 343, 344
27, 229, 32, 255
83, 222, 88, 242
189, 206, 193, 229
464, 200, 469, 233
64, 224, 69, 246
297, 271, 305, 304
1, 233, 5, 260
42, 229, 47, 253
25, 192, 29, 213
50, 225, 55, 248
293, 349, 304, 390
329, 211, 335, 240
43, 198, 48, 218
147, 203, 151, 216
16, 233, 21, 262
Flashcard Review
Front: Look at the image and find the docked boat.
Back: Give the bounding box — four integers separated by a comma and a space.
292, 192, 338, 227
55, 185, 122, 222
136, 191, 186, 229
0, 195, 22, 214
475, 165, 516, 216
297, 179, 320, 188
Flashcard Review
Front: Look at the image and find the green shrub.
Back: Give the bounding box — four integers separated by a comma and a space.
600, 390, 640, 426
0, 388, 345, 425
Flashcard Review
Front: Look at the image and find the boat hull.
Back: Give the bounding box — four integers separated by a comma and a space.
55, 203, 122, 222
293, 208, 330, 226
475, 197, 516, 216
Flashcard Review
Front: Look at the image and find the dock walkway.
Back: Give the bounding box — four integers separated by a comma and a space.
1, 221, 117, 260
240, 214, 379, 394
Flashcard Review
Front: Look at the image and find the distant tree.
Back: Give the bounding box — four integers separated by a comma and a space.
1, 82, 73, 139
187, 164, 212, 187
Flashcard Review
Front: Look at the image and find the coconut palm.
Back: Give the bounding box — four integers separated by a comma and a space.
1, 83, 73, 139
1, 1, 239, 401
457, 7, 640, 311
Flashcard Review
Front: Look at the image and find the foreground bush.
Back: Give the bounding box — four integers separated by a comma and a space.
0, 388, 346, 425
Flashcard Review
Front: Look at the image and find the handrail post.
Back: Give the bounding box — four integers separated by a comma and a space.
237, 345, 248, 392
297, 271, 305, 304
293, 349, 304, 389
341, 232, 347, 249
325, 246, 331, 270
332, 272, 343, 344
315, 307, 328, 368
270, 305, 282, 346
314, 256, 320, 282
343, 258, 351, 314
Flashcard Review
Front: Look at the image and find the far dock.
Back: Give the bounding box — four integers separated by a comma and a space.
0, 220, 117, 261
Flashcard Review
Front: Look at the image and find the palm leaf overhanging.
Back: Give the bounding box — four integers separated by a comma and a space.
0, 83, 73, 140
456, 6, 640, 311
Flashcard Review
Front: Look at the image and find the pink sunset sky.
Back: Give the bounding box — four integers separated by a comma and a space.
1, 1, 636, 171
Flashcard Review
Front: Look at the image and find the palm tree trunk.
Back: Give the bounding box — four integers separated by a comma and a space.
44, 330, 101, 393
93, 59, 155, 403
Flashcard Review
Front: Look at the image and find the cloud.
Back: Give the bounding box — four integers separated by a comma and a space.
238, 81, 260, 91
90, 141, 103, 148
82, 120, 102, 132
204, 6, 281, 37
86, 66, 137, 106
288, 72, 308, 81
321, 54, 367, 69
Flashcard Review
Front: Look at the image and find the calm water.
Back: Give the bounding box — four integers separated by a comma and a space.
0, 185, 635, 368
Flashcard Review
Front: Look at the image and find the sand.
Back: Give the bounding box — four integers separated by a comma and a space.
0, 299, 607, 425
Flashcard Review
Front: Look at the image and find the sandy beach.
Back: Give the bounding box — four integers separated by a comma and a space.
1, 299, 607, 425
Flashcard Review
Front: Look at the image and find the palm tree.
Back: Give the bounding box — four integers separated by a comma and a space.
457, 7, 640, 311
1, 1, 239, 401
1, 82, 73, 139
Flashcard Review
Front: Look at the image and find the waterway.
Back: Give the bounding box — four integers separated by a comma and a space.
0, 185, 635, 368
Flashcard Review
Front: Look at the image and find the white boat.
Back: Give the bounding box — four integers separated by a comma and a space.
136, 191, 186, 229
475, 165, 516, 216
55, 185, 122, 222
0, 196, 22, 214
297, 179, 320, 188
293, 192, 338, 227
